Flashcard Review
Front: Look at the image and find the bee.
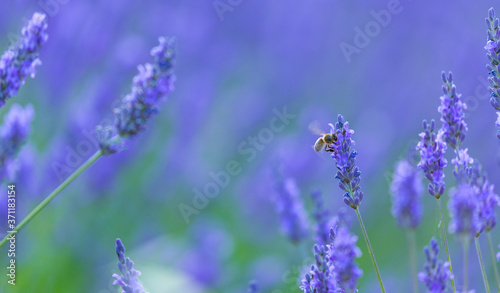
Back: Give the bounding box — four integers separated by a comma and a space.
309, 121, 339, 153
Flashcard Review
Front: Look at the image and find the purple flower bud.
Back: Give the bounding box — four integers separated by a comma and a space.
112, 238, 147, 293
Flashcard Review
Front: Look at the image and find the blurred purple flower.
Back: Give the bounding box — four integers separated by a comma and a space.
416, 120, 447, 199
247, 280, 258, 293
469, 163, 500, 234
418, 237, 453, 293
485, 8, 500, 112
390, 159, 423, 229
448, 184, 481, 243
330, 225, 363, 292
438, 71, 467, 150
310, 189, 333, 246
99, 37, 176, 154
0, 104, 34, 181
300, 244, 337, 293
273, 177, 309, 244
0, 13, 48, 107
112, 238, 147, 293
329, 115, 363, 209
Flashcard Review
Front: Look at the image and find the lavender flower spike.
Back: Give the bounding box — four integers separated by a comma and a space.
112, 238, 147, 293
469, 163, 500, 235
330, 226, 363, 292
448, 184, 481, 243
416, 120, 447, 199
0, 104, 34, 181
390, 159, 423, 229
99, 37, 176, 154
0, 13, 48, 107
438, 71, 467, 150
300, 244, 337, 293
418, 238, 453, 293
485, 8, 500, 111
273, 177, 309, 244
329, 115, 363, 209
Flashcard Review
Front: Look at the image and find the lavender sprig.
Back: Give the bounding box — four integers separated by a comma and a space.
469, 163, 500, 235
329, 115, 363, 209
300, 244, 337, 293
273, 177, 309, 244
0, 104, 34, 181
99, 37, 177, 154
390, 159, 423, 229
418, 238, 453, 293
438, 71, 467, 150
325, 115, 385, 292
0, 13, 48, 107
448, 184, 481, 244
112, 238, 147, 293
416, 120, 447, 199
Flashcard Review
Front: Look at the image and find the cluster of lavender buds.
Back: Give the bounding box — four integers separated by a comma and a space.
301, 212, 362, 293
273, 177, 309, 244
329, 115, 363, 209
98, 37, 177, 155
310, 189, 332, 246
390, 159, 423, 229
112, 238, 147, 293
301, 243, 337, 293
0, 104, 34, 181
330, 226, 363, 292
448, 184, 481, 243
0, 13, 48, 107
468, 163, 500, 235
438, 72, 467, 150
418, 238, 453, 292
416, 120, 447, 199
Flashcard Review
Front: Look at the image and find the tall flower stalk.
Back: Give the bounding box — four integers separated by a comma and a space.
0, 37, 177, 247
326, 115, 385, 292
113, 238, 147, 293
418, 237, 453, 293
416, 119, 455, 292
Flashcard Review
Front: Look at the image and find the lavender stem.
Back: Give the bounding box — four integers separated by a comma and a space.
355, 208, 386, 293
437, 197, 456, 292
407, 229, 419, 293
487, 232, 500, 291
475, 236, 491, 293
0, 150, 103, 248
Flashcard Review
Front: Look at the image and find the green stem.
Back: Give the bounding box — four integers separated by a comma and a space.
487, 231, 500, 292
463, 240, 470, 291
0, 150, 103, 248
475, 236, 491, 293
437, 198, 456, 292
355, 208, 386, 293
407, 229, 419, 293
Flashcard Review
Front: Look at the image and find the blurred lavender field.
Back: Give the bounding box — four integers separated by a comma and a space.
0, 0, 499, 292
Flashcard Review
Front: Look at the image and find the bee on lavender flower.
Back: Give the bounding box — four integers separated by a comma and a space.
309, 121, 339, 153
